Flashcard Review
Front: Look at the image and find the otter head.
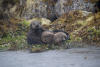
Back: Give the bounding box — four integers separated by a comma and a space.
30, 21, 42, 30
54, 32, 67, 44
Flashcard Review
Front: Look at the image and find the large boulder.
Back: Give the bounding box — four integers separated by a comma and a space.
21, 0, 95, 21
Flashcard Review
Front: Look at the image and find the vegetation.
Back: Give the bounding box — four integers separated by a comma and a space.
0, 18, 70, 52
50, 11, 100, 46
84, 0, 99, 3
0, 0, 100, 52
0, 11, 100, 52
0, 19, 29, 51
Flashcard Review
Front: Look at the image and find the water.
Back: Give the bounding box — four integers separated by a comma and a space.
0, 48, 100, 67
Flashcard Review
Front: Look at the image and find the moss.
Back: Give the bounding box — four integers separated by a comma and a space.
42, 0, 48, 2
1, 0, 20, 9
30, 44, 49, 52
42, 0, 57, 6
0, 20, 30, 51
0, 19, 18, 38
84, 0, 99, 3
63, 0, 73, 6
49, 10, 100, 45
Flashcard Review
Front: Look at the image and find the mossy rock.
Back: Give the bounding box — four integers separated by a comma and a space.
30, 45, 49, 53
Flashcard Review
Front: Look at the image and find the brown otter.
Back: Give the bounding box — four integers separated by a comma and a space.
54, 32, 67, 45
41, 30, 70, 45
41, 31, 54, 44
27, 21, 44, 45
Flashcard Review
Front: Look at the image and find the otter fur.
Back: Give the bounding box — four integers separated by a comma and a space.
54, 32, 67, 45
27, 21, 70, 46
41, 30, 70, 45
27, 21, 44, 45
53, 30, 70, 40
41, 31, 54, 44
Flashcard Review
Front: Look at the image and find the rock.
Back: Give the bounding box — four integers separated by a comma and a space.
81, 11, 92, 16
28, 18, 51, 25
21, 0, 95, 21
41, 18, 51, 25
28, 18, 51, 30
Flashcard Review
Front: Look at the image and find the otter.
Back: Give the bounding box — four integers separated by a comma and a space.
27, 21, 70, 46
41, 30, 70, 45
27, 21, 44, 45
54, 32, 67, 45
41, 31, 54, 44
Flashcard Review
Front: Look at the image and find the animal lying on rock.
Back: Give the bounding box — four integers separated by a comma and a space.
27, 20, 70, 46
41, 30, 70, 45
27, 21, 44, 45
54, 32, 68, 45
53, 30, 70, 45
53, 30, 70, 41
41, 31, 54, 44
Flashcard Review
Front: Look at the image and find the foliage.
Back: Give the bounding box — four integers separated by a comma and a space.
0, 19, 18, 38
63, 0, 73, 6
0, 19, 30, 51
50, 11, 100, 45
84, 0, 99, 3
42, 0, 57, 5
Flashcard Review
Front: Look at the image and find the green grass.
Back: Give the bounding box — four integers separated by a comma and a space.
0, 20, 29, 51
0, 19, 72, 52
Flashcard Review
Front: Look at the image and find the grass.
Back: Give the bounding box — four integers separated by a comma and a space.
0, 19, 71, 52
0, 20, 29, 51
2, 16, 98, 52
